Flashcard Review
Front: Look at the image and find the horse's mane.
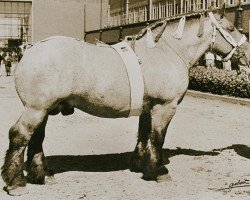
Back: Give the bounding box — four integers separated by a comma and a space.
141, 12, 204, 40
126, 11, 207, 41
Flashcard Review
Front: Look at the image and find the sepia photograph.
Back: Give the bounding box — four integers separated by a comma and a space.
0, 0, 250, 199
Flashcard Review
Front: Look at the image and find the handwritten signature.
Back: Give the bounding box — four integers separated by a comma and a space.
221, 179, 250, 191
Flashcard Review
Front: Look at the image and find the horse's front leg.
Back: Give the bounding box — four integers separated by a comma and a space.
130, 111, 151, 172
143, 100, 177, 182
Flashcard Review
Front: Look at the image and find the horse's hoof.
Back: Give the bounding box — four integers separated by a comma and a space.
157, 174, 172, 183
5, 186, 29, 196
49, 108, 60, 115
45, 167, 55, 177
142, 167, 157, 181
157, 165, 169, 176
61, 106, 74, 116
27, 174, 45, 184
142, 174, 156, 181
45, 175, 56, 185
156, 165, 170, 182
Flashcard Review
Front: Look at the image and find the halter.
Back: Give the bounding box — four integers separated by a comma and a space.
208, 12, 249, 66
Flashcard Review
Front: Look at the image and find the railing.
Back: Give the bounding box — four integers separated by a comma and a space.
152, 2, 174, 20
107, 0, 250, 27
226, 0, 249, 6
109, 6, 148, 27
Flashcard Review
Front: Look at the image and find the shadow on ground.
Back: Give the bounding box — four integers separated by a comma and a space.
45, 147, 220, 174
213, 144, 250, 159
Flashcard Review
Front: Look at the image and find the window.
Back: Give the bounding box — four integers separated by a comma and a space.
0, 1, 32, 50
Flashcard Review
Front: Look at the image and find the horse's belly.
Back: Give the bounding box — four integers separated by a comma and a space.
73, 86, 132, 118
71, 48, 133, 118
74, 101, 130, 118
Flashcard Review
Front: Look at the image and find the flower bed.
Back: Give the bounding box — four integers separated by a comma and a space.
189, 66, 250, 99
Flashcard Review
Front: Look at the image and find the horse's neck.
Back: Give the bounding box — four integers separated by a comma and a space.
160, 20, 212, 68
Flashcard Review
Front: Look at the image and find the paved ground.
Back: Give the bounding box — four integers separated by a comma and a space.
0, 74, 250, 200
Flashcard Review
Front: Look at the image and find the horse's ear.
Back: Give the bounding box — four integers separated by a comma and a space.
207, 6, 214, 12
204, 10, 208, 18
219, 3, 226, 18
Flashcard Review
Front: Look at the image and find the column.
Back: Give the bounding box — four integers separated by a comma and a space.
181, 0, 183, 14
107, 5, 110, 27
133, 9, 136, 23
99, 0, 103, 29
148, 0, 153, 20
159, 2, 162, 19
126, 0, 129, 24
99, 0, 103, 41
174, 0, 176, 15
237, 0, 243, 33
83, 4, 86, 38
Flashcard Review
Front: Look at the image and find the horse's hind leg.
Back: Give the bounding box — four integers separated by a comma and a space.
1, 107, 47, 195
26, 115, 53, 184
143, 100, 177, 182
130, 111, 151, 172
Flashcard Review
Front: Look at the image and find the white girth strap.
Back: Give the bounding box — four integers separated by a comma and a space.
111, 42, 144, 117
209, 12, 247, 61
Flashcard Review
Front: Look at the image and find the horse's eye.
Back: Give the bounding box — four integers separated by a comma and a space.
227, 25, 235, 32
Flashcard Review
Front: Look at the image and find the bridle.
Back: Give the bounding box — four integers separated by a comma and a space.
209, 12, 249, 67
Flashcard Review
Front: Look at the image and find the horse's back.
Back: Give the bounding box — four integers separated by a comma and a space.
15, 36, 131, 117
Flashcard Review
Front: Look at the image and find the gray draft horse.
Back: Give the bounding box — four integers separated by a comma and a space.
2, 6, 250, 195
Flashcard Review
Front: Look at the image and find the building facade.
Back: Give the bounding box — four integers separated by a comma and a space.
0, 0, 108, 50
85, 0, 250, 43
108, 0, 249, 27
1, 0, 250, 49
32, 0, 108, 43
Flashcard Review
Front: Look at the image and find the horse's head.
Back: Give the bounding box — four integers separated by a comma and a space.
208, 5, 250, 66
